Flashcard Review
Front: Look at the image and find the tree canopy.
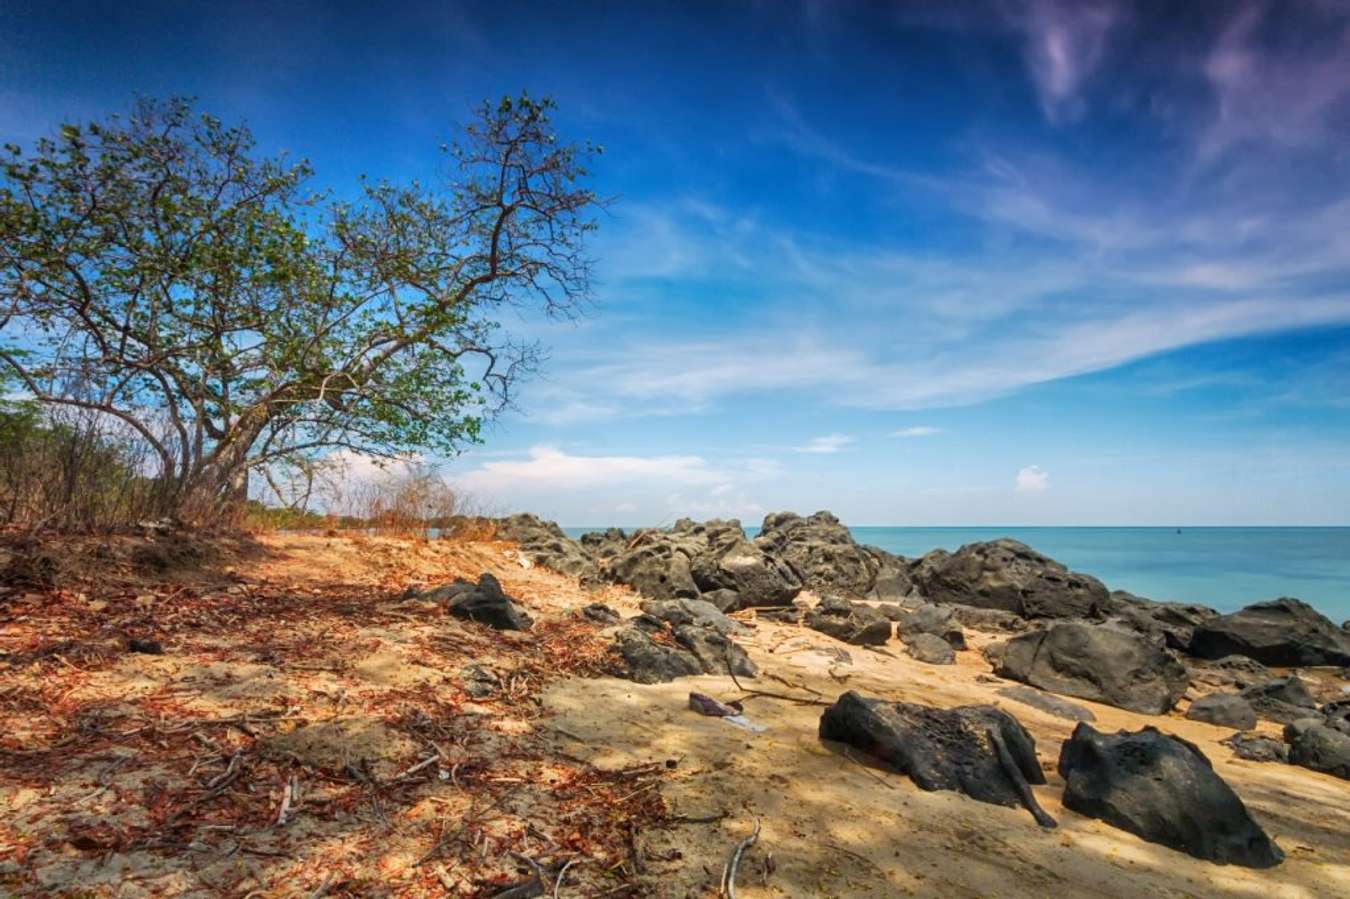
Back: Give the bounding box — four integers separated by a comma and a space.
0, 94, 601, 521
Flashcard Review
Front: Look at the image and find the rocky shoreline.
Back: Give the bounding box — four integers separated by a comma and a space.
436, 509, 1350, 869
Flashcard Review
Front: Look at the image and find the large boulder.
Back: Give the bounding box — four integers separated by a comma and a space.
1284, 719, 1350, 779
894, 603, 966, 649
637, 597, 743, 636
610, 624, 756, 684
1058, 724, 1283, 868
1189, 597, 1350, 667
1240, 677, 1319, 725
902, 632, 956, 665
1103, 591, 1218, 652
429, 573, 533, 631
804, 596, 892, 646
579, 527, 629, 559
911, 539, 1107, 619
1185, 694, 1257, 731
606, 541, 699, 600
819, 691, 1056, 827
1187, 654, 1271, 691
754, 511, 911, 598
988, 622, 1189, 714
690, 539, 802, 607
493, 514, 598, 579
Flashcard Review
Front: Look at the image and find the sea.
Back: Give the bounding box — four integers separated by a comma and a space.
562, 526, 1350, 622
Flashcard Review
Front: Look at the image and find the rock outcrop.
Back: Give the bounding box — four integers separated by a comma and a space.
894, 603, 966, 649
996, 686, 1096, 722
1058, 724, 1283, 868
1284, 719, 1350, 779
987, 622, 1189, 714
493, 514, 597, 579
1185, 694, 1257, 731
754, 511, 911, 599
819, 692, 1056, 827
1189, 598, 1350, 667
1239, 677, 1319, 725
1221, 732, 1288, 763
902, 632, 956, 665
804, 596, 892, 646
911, 539, 1107, 619
1103, 591, 1218, 652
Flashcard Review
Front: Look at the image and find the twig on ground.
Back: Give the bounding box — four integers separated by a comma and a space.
720, 816, 761, 899
553, 857, 577, 898
494, 852, 545, 898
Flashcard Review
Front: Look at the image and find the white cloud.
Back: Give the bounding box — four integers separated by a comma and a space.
796, 433, 855, 454
1015, 465, 1050, 492
454, 445, 732, 491
893, 426, 943, 438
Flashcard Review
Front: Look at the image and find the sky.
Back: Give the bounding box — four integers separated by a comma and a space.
4, 0, 1350, 526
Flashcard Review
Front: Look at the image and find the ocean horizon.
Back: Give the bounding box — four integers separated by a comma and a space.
562, 525, 1350, 622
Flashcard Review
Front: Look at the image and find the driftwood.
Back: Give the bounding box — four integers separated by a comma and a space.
720, 816, 761, 898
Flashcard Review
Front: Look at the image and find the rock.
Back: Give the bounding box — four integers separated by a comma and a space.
1320, 699, 1350, 736
672, 624, 757, 679
1058, 723, 1283, 868
819, 691, 1056, 827
864, 546, 915, 600
697, 588, 743, 613
580, 602, 620, 624
494, 514, 598, 579
691, 538, 802, 607
903, 632, 956, 665
1221, 731, 1289, 763
1188, 655, 1271, 690
996, 686, 1096, 722
804, 596, 892, 646
1284, 719, 1350, 779
579, 527, 629, 558
1240, 677, 1318, 725
1190, 597, 1350, 667
754, 511, 885, 596
947, 603, 1029, 634
638, 598, 743, 636
607, 542, 699, 600
438, 573, 533, 631
1185, 694, 1257, 731
989, 622, 1189, 714
1103, 591, 1218, 652
911, 539, 1107, 620
127, 638, 164, 655
610, 628, 703, 684
459, 663, 501, 698
894, 603, 966, 649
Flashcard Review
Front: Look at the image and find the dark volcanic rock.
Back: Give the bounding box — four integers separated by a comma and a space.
947, 603, 1029, 634
819, 691, 1056, 827
580, 602, 620, 624
672, 624, 757, 679
1240, 677, 1318, 725
579, 527, 629, 558
1284, 719, 1350, 779
864, 546, 915, 600
435, 573, 533, 631
902, 632, 956, 665
494, 514, 598, 579
996, 686, 1096, 722
1188, 655, 1272, 690
607, 542, 700, 600
1103, 591, 1218, 652
1058, 724, 1283, 868
988, 622, 1189, 714
698, 588, 742, 613
805, 596, 892, 646
690, 538, 802, 607
894, 603, 966, 649
1185, 694, 1257, 731
1190, 597, 1350, 667
1221, 731, 1289, 763
754, 511, 885, 596
911, 539, 1107, 619
1321, 699, 1350, 736
611, 628, 703, 684
638, 598, 743, 636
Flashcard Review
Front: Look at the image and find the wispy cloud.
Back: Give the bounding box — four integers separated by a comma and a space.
1015, 465, 1049, 492
1006, 0, 1123, 122
795, 433, 855, 454
893, 426, 944, 437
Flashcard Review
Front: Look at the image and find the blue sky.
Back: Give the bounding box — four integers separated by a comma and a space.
4, 0, 1350, 525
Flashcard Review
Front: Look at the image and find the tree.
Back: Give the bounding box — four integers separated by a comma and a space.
0, 95, 601, 523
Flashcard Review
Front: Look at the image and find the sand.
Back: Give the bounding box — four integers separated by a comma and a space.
2, 532, 1348, 897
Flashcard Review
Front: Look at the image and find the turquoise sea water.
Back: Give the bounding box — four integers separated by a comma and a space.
563, 526, 1350, 621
